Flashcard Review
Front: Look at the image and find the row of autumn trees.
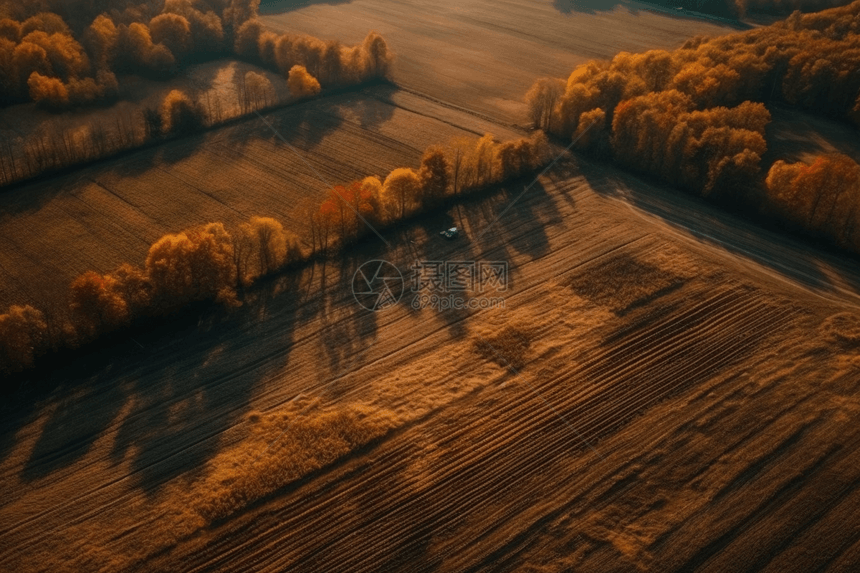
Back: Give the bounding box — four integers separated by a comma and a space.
0, 63, 322, 187
0, 0, 393, 109
0, 130, 550, 377
526, 0, 860, 251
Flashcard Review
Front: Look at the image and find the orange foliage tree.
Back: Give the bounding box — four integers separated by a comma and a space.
287, 64, 320, 98
418, 145, 450, 207
69, 271, 129, 339
160, 89, 207, 134
145, 222, 236, 311
765, 154, 860, 247
611, 91, 770, 199
0, 305, 48, 374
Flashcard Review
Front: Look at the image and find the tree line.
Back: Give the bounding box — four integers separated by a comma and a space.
0, 0, 392, 109
764, 153, 860, 250
525, 0, 860, 252
0, 61, 324, 188
0, 130, 550, 378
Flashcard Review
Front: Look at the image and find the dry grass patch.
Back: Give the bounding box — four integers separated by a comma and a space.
821, 312, 860, 347
472, 323, 535, 371
566, 246, 698, 315
195, 399, 400, 523
567, 254, 682, 314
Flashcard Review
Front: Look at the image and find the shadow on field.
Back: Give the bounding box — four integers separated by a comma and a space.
347, 84, 400, 130
259, 0, 353, 15
400, 214, 478, 341
553, 0, 632, 15
482, 177, 557, 261
378, 170, 564, 341
763, 106, 860, 167
16, 256, 383, 490
0, 169, 92, 219
576, 156, 860, 294
217, 86, 397, 165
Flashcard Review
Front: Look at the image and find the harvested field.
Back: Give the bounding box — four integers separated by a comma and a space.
3, 150, 860, 571
260, 0, 741, 125
0, 86, 522, 311
4, 1, 860, 572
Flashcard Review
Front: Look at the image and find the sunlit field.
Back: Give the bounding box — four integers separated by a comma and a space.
3, 1, 860, 572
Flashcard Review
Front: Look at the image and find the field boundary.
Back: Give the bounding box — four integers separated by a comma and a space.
0, 79, 396, 195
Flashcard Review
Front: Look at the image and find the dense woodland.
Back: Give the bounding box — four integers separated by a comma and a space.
527, 0, 860, 251
0, 0, 391, 107
0, 131, 550, 378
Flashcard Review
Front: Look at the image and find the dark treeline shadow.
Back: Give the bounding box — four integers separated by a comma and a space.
553, 0, 633, 15
258, 0, 355, 15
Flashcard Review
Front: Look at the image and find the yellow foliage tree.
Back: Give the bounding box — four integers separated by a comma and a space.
418, 145, 450, 206
149, 13, 192, 59
27, 71, 68, 108
382, 167, 421, 220
524, 77, 565, 131
765, 154, 860, 248
160, 89, 206, 134
145, 222, 236, 310
287, 64, 320, 98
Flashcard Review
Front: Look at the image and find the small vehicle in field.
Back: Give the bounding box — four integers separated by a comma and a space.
439, 227, 459, 240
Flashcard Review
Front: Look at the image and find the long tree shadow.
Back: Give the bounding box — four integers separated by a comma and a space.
17, 262, 331, 489
233, 97, 343, 152
576, 155, 860, 294
259, 0, 354, 15
763, 105, 860, 167
320, 251, 382, 373
17, 368, 128, 481
553, 0, 631, 14
481, 176, 558, 261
